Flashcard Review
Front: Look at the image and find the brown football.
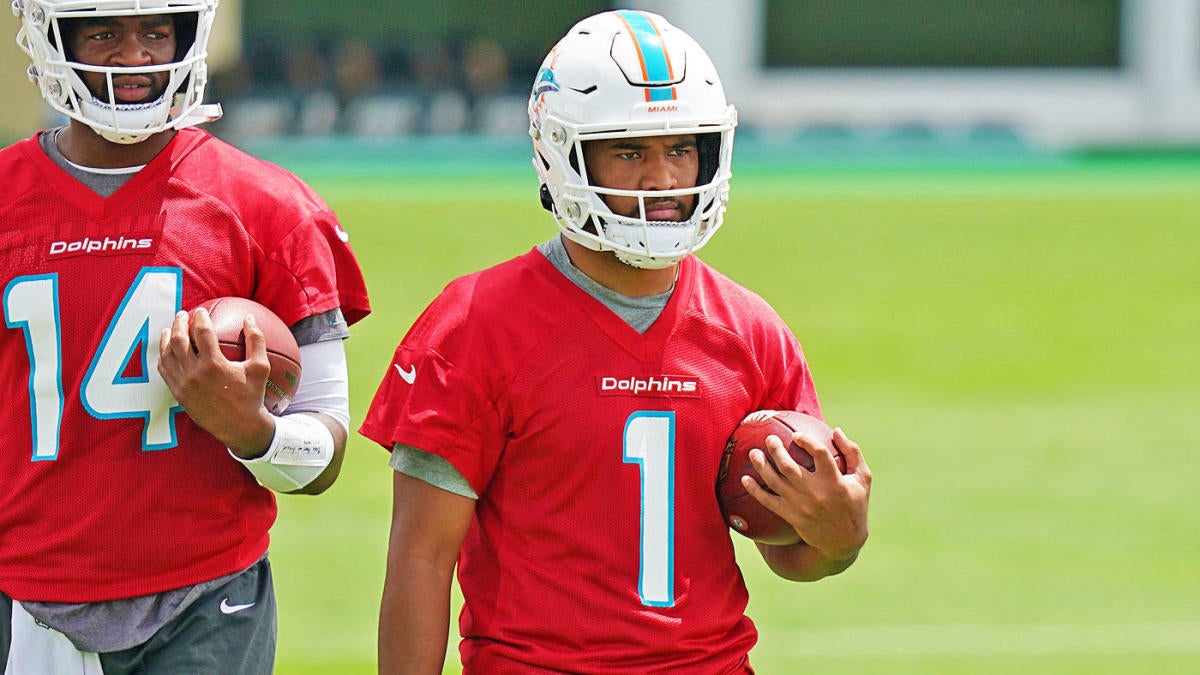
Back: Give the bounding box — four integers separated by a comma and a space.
191, 297, 301, 415
716, 410, 845, 544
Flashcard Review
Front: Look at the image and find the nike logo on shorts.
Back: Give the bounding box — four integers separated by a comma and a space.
219, 598, 256, 615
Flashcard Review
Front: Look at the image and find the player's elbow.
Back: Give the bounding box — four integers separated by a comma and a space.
290, 451, 345, 495
760, 540, 862, 582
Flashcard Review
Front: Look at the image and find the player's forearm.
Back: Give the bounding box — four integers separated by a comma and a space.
756, 540, 861, 582
280, 340, 351, 494
282, 412, 346, 495
378, 567, 454, 674
380, 473, 473, 674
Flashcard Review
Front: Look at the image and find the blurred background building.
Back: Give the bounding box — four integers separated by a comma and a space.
3, 0, 1200, 152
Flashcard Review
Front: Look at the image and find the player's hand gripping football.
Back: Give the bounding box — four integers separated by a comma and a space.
743, 427, 872, 575
158, 308, 276, 459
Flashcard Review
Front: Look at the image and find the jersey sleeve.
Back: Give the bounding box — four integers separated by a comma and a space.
255, 208, 370, 328
752, 307, 823, 420
359, 341, 507, 496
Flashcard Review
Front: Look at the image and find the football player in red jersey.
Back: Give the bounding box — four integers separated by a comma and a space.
362, 10, 871, 674
0, 1, 369, 672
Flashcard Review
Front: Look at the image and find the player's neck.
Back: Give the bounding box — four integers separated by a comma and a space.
561, 236, 678, 298
56, 121, 176, 170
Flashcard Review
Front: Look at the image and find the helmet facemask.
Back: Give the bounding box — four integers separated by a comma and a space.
13, 0, 222, 144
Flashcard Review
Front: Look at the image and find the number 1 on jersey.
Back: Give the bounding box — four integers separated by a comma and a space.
623, 411, 676, 607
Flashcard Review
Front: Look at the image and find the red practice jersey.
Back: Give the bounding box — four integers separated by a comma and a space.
361, 249, 820, 673
0, 128, 370, 602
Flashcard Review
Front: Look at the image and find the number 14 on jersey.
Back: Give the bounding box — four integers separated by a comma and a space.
4, 268, 183, 460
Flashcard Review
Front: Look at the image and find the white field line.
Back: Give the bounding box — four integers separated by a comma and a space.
763, 622, 1200, 656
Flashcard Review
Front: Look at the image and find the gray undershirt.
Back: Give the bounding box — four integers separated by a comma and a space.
537, 236, 674, 334
18, 563, 255, 653
40, 127, 133, 197
390, 236, 674, 499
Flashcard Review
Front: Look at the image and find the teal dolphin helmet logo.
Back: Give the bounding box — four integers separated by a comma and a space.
532, 67, 560, 100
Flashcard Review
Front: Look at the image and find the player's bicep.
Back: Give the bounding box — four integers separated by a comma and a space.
388, 465, 475, 569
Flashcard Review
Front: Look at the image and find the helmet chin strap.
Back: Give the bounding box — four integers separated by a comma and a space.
80, 95, 171, 144
552, 191, 706, 270
602, 216, 701, 270
614, 251, 678, 270
79, 95, 222, 144
176, 102, 223, 128
556, 219, 680, 270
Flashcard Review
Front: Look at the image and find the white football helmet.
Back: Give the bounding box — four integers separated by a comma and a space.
12, 0, 222, 144
529, 10, 737, 269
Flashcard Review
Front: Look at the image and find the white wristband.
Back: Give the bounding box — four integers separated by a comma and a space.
232, 414, 335, 492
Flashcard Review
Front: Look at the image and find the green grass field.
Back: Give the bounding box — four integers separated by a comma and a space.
260, 147, 1200, 674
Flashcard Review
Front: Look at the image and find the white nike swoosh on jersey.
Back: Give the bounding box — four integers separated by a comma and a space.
394, 363, 416, 384
219, 598, 256, 615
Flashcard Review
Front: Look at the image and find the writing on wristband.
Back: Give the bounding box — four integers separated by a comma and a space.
231, 414, 334, 492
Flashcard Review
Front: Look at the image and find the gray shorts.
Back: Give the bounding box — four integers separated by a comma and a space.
2, 557, 276, 675
0, 591, 9, 672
